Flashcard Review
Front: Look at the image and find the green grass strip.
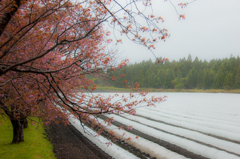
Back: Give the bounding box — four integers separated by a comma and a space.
0, 116, 56, 159
96, 86, 240, 93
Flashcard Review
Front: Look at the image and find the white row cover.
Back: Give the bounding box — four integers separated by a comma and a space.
95, 117, 188, 159
143, 106, 240, 127
140, 107, 240, 128
122, 113, 240, 155
136, 109, 240, 141
69, 117, 139, 159
106, 114, 240, 159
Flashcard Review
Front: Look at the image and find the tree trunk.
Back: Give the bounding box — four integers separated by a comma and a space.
11, 119, 24, 143
23, 118, 28, 128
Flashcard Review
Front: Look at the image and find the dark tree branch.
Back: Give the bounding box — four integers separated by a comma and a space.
0, 0, 21, 36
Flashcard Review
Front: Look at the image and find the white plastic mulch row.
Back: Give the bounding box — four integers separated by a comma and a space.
147, 105, 240, 126
155, 93, 240, 115
95, 93, 240, 127
136, 109, 240, 142
148, 95, 240, 125
106, 114, 240, 159
137, 108, 240, 132
120, 113, 240, 155
69, 117, 139, 159
156, 101, 240, 117
142, 105, 240, 127
94, 117, 188, 159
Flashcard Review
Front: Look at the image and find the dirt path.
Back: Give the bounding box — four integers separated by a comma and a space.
45, 120, 111, 159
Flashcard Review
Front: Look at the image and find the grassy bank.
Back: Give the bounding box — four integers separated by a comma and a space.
0, 115, 56, 159
97, 86, 132, 92
96, 86, 240, 93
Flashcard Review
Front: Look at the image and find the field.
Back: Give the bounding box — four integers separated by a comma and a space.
96, 86, 240, 93
71, 92, 240, 159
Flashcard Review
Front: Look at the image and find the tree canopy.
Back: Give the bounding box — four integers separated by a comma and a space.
0, 0, 184, 143
110, 55, 240, 90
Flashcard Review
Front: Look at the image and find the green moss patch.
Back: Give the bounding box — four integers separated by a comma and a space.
0, 116, 56, 159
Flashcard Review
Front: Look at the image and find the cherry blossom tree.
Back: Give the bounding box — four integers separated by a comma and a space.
0, 0, 189, 143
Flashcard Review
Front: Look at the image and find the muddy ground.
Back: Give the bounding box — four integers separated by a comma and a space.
45, 121, 111, 159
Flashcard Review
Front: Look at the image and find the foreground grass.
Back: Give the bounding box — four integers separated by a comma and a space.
97, 86, 240, 93
0, 116, 56, 159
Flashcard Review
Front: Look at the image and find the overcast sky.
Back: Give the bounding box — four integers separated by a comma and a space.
110, 0, 240, 63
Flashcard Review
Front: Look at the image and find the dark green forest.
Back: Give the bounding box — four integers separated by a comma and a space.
108, 55, 240, 89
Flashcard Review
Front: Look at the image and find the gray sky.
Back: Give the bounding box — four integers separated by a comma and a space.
111, 0, 240, 63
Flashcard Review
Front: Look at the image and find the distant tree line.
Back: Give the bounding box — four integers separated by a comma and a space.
109, 55, 240, 89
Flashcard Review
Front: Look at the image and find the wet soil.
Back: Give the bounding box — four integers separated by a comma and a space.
44, 120, 111, 159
